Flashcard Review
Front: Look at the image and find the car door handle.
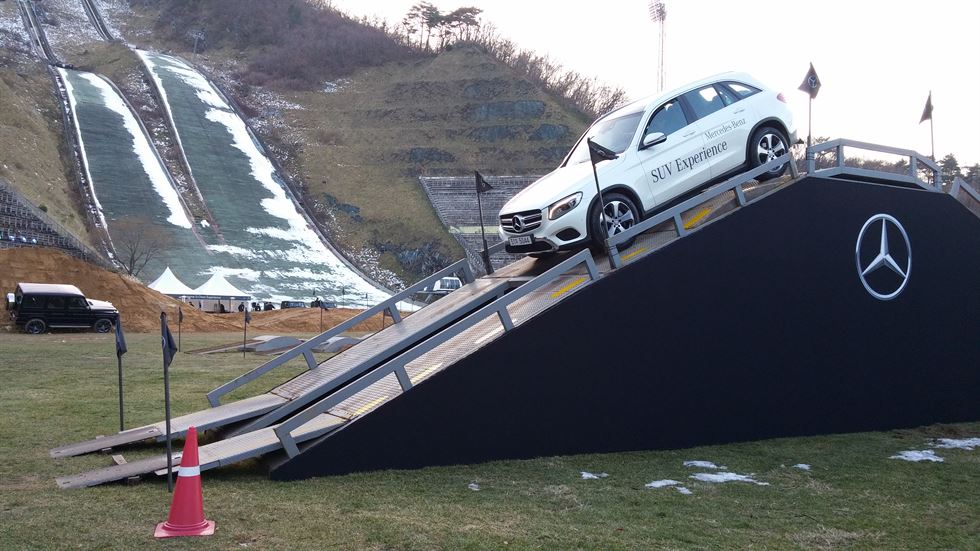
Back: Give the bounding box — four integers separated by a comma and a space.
682, 131, 696, 137
733, 108, 746, 114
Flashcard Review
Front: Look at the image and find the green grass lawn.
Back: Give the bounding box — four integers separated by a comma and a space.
1, 332, 977, 549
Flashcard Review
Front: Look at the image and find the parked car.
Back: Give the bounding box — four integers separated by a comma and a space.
498, 71, 797, 254
432, 277, 462, 294
280, 300, 308, 309
310, 298, 337, 309
6, 283, 119, 334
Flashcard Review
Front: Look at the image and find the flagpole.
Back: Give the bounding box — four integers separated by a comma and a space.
474, 171, 494, 275
807, 96, 813, 151
117, 344, 124, 432
177, 306, 181, 352
162, 312, 173, 493
242, 310, 247, 359
930, 118, 935, 162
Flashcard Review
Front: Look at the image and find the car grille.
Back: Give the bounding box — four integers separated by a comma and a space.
499, 210, 542, 234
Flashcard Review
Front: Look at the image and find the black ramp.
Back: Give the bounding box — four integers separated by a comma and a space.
272, 176, 980, 480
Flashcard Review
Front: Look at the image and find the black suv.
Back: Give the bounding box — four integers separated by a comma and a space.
6, 283, 119, 334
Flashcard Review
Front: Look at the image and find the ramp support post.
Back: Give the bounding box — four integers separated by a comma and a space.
674, 213, 688, 237
303, 350, 317, 370
394, 366, 413, 391
735, 185, 748, 207
497, 308, 515, 331
275, 426, 300, 458
609, 246, 623, 269
387, 306, 402, 324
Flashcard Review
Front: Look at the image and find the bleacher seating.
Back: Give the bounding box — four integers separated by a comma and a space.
0, 179, 110, 267
419, 175, 541, 273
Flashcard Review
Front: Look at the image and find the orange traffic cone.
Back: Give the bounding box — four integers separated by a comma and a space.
154, 426, 215, 538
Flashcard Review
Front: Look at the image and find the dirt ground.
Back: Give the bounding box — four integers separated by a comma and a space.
0, 248, 388, 334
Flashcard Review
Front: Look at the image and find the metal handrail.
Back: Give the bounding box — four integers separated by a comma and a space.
950, 177, 980, 202
606, 154, 795, 269
206, 258, 475, 406
274, 248, 600, 457
807, 138, 940, 190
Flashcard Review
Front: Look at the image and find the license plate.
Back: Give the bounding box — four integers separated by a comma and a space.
508, 236, 533, 246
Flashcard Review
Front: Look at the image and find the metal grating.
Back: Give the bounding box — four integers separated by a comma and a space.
149, 393, 288, 434
327, 373, 403, 420
272, 278, 507, 400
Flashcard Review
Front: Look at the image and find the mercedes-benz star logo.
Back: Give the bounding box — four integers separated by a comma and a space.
855, 214, 911, 300
512, 214, 525, 232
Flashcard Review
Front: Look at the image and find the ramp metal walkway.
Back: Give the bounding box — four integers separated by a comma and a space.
51, 260, 507, 457
57, 250, 600, 488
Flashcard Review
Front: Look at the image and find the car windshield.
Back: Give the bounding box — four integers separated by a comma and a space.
566, 110, 644, 165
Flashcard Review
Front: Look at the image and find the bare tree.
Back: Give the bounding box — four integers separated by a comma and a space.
111, 217, 173, 278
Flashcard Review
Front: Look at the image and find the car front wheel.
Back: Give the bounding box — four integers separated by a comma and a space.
93, 319, 113, 333
590, 192, 639, 250
749, 126, 789, 181
25, 319, 47, 334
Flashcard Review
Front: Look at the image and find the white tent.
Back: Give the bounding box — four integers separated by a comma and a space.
148, 267, 196, 297
190, 274, 251, 313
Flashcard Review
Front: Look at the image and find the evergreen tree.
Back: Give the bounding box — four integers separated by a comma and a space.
939, 153, 961, 187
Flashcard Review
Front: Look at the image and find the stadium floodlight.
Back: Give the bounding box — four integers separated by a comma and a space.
648, 1, 667, 92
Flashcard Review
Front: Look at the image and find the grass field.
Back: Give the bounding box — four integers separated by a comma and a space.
1, 332, 977, 550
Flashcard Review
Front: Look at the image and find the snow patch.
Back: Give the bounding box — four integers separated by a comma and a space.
645, 479, 692, 494
580, 472, 608, 480
323, 79, 350, 93
683, 460, 726, 470
792, 464, 811, 471
58, 70, 108, 232
77, 73, 191, 228
932, 438, 980, 450
890, 450, 944, 463
645, 479, 681, 489
689, 472, 770, 486
200, 220, 210, 228
467, 482, 480, 491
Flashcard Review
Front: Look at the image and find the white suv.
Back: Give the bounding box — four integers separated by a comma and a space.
498, 72, 796, 254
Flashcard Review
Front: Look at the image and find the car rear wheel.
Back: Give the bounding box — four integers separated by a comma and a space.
590, 192, 639, 250
25, 318, 46, 334
749, 126, 789, 181
94, 319, 113, 333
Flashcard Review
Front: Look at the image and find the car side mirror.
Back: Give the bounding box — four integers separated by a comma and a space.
640, 132, 667, 150
5, 293, 13, 310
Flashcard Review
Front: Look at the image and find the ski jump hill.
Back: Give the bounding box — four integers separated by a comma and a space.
53, 141, 980, 487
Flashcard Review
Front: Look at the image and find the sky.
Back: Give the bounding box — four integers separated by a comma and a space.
331, 0, 980, 167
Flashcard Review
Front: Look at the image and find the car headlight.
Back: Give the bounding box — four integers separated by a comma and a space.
548, 192, 582, 220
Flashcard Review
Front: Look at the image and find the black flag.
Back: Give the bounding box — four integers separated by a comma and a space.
920, 92, 933, 123
161, 312, 177, 369
244, 307, 252, 325
115, 317, 127, 358
587, 138, 619, 165
178, 306, 183, 323
798, 63, 821, 99
475, 170, 493, 193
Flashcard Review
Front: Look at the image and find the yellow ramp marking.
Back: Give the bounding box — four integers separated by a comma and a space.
351, 396, 389, 417
684, 207, 712, 229
620, 246, 649, 262
475, 326, 504, 345
550, 276, 588, 299
413, 362, 444, 382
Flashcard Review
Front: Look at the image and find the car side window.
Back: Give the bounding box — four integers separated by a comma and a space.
725, 81, 761, 99
24, 295, 43, 309
684, 86, 727, 120
643, 99, 687, 139
46, 296, 66, 309
67, 297, 88, 309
